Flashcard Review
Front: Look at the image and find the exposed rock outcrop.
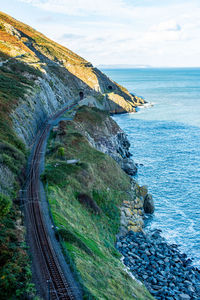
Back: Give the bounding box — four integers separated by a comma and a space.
74, 106, 138, 176
144, 194, 155, 214
72, 107, 154, 236
120, 157, 137, 176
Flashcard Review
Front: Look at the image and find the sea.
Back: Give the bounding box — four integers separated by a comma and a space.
101, 68, 200, 267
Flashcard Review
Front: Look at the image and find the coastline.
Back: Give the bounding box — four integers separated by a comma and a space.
113, 111, 200, 299
117, 229, 200, 299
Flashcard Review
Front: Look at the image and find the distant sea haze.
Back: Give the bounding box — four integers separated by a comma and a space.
101, 67, 200, 267
98, 64, 151, 69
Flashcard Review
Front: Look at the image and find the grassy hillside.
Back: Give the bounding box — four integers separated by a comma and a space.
42, 107, 153, 299
0, 59, 41, 299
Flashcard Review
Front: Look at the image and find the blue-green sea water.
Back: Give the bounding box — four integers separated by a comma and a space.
101, 68, 200, 267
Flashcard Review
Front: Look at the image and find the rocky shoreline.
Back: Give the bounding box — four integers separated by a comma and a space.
116, 229, 200, 300
110, 115, 200, 299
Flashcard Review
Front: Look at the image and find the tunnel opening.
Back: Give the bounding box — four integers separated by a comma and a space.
79, 91, 84, 100
108, 85, 113, 90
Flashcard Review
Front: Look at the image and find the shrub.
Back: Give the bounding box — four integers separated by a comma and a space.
77, 193, 101, 215
57, 146, 65, 158
0, 193, 11, 219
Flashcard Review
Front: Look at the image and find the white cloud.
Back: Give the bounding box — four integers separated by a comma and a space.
19, 0, 136, 18
15, 0, 200, 66
61, 33, 84, 40
151, 20, 181, 32
36, 15, 56, 22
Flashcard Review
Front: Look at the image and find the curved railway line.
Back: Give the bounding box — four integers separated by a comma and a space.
23, 104, 81, 299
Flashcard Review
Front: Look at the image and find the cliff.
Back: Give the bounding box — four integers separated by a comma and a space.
0, 11, 145, 144
0, 11, 147, 299
0, 11, 145, 194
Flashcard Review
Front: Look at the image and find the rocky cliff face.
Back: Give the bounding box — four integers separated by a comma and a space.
74, 106, 137, 175
0, 11, 146, 146
72, 107, 154, 235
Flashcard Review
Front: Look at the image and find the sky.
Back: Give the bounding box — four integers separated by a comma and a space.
1, 0, 200, 67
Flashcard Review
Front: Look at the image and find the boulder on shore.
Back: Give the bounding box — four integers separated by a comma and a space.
143, 194, 154, 214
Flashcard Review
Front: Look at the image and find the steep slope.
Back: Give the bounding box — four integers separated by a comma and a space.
0, 11, 146, 147
0, 11, 146, 299
42, 106, 153, 299
0, 10, 145, 204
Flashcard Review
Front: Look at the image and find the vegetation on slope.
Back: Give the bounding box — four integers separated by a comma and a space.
0, 206, 35, 299
42, 107, 153, 299
0, 55, 42, 299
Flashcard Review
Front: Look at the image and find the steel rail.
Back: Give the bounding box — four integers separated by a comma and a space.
25, 103, 79, 299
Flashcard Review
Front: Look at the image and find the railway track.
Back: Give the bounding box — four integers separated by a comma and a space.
24, 104, 80, 299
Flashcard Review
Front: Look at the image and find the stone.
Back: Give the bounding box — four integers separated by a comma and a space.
128, 225, 141, 232
138, 209, 143, 216
120, 217, 128, 227
152, 285, 162, 290
187, 286, 195, 293
143, 194, 155, 214
164, 257, 170, 263
134, 202, 143, 209
151, 277, 157, 285
117, 229, 200, 300
139, 185, 148, 197
137, 219, 144, 226
116, 242, 122, 248
179, 294, 191, 300
66, 159, 80, 164
160, 271, 166, 277
128, 220, 137, 226
156, 253, 165, 259
184, 280, 192, 286
123, 200, 130, 206
121, 158, 137, 176
124, 207, 133, 217
130, 253, 141, 261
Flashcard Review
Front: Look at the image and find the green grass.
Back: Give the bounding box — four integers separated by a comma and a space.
0, 56, 41, 299
74, 105, 109, 125
43, 108, 154, 299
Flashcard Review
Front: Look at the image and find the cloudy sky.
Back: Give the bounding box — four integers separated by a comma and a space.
1, 0, 200, 67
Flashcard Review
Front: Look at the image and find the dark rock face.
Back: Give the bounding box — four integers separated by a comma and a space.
86, 122, 137, 176
116, 230, 200, 300
111, 132, 137, 175
144, 194, 155, 214
120, 158, 137, 176
116, 132, 131, 158
75, 108, 138, 176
